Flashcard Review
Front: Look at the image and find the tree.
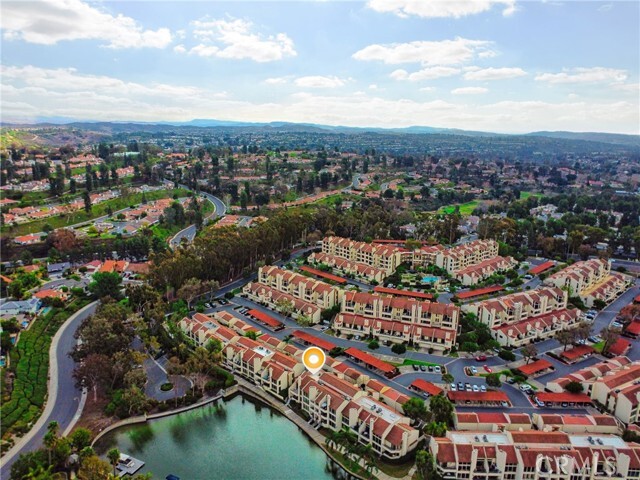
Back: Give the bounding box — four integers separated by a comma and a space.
78, 455, 111, 480
43, 421, 59, 466
424, 421, 447, 437
47, 228, 79, 253
600, 326, 621, 355
176, 277, 216, 309
428, 394, 454, 426
486, 373, 502, 388
391, 343, 407, 355
107, 448, 121, 476
416, 450, 442, 480
88, 271, 122, 299
73, 353, 111, 401
565, 381, 584, 394
69, 428, 92, 451
83, 190, 92, 213
556, 330, 576, 352
441, 373, 454, 384
367, 339, 379, 350
520, 344, 538, 364
402, 397, 428, 424
275, 298, 294, 317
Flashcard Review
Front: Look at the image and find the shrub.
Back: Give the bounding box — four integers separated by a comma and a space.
160, 383, 173, 392
368, 339, 380, 350
391, 343, 407, 355
499, 349, 516, 361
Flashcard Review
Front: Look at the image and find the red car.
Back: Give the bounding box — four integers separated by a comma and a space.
483, 365, 493, 373
475, 355, 487, 362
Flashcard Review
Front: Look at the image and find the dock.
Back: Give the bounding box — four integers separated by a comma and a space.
116, 453, 145, 477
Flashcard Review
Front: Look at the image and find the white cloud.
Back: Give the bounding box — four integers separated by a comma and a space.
391, 66, 460, 81
186, 18, 296, 62
2, 65, 637, 134
419, 86, 435, 92
613, 82, 640, 93
464, 67, 527, 81
294, 76, 348, 88
369, 84, 379, 90
535, 67, 627, 84
265, 77, 290, 85
173, 44, 187, 54
353, 38, 494, 66
451, 87, 489, 95
1, 0, 172, 48
366, 0, 517, 18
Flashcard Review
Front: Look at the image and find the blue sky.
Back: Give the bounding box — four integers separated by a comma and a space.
1, 0, 638, 133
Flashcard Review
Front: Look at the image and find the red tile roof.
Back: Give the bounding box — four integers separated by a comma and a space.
33, 289, 66, 299
410, 379, 443, 396
455, 285, 504, 299
344, 347, 397, 374
299, 266, 347, 284
292, 330, 336, 351
536, 392, 592, 404
609, 338, 632, 356
247, 309, 284, 329
529, 260, 555, 275
373, 286, 433, 300
447, 391, 509, 403
560, 345, 594, 361
625, 321, 640, 335
517, 359, 554, 376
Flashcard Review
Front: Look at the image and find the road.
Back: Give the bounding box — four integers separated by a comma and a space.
1, 301, 98, 480
169, 187, 227, 248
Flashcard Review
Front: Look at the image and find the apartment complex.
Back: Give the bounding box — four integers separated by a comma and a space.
546, 356, 632, 395
289, 372, 420, 459
434, 239, 499, 274
334, 291, 459, 352
243, 265, 342, 324
453, 255, 518, 286
544, 259, 630, 307
430, 430, 640, 480
308, 236, 405, 282
179, 312, 420, 459
591, 362, 640, 425
463, 287, 580, 347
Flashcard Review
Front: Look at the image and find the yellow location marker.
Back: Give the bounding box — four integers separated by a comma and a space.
302, 346, 326, 375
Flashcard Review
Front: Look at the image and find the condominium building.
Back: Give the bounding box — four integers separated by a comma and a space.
591, 362, 640, 425
242, 282, 322, 324
464, 286, 568, 328
453, 255, 518, 286
289, 372, 420, 459
546, 356, 632, 395
531, 413, 621, 435
430, 430, 640, 480
463, 287, 579, 347
434, 239, 499, 274
333, 291, 459, 352
544, 259, 630, 307
257, 266, 341, 309
308, 236, 404, 281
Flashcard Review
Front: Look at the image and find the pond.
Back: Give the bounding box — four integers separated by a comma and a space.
95, 395, 349, 480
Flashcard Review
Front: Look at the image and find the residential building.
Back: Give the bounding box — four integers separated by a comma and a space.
242, 282, 322, 324
0, 297, 41, 317
544, 258, 630, 307
546, 356, 632, 395
289, 371, 419, 459
531, 413, 621, 434
429, 430, 640, 480
257, 266, 340, 309
434, 239, 499, 274
334, 291, 459, 352
591, 362, 640, 425
453, 255, 518, 286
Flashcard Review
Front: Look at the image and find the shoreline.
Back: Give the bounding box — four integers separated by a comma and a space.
91, 379, 404, 480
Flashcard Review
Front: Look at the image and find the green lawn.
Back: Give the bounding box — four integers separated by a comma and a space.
2, 188, 189, 236
519, 191, 543, 200
437, 200, 479, 216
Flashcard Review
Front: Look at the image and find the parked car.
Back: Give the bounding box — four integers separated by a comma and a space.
475, 355, 487, 362
520, 384, 532, 392
483, 365, 493, 373
501, 401, 509, 407
428, 365, 434, 372
534, 397, 545, 407
458, 382, 465, 390
354, 335, 361, 341
450, 383, 457, 391
419, 365, 427, 372
472, 385, 479, 392
465, 383, 472, 391
480, 385, 487, 392
434, 366, 441, 374
524, 274, 533, 280
412, 364, 419, 371
470, 366, 478, 375
507, 377, 516, 384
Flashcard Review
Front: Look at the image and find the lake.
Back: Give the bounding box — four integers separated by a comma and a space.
94, 395, 343, 480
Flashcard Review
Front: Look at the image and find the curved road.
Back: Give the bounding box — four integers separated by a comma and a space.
1, 301, 98, 480
169, 184, 227, 248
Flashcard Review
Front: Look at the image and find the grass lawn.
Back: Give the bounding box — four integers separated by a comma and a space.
437, 200, 479, 216
519, 191, 543, 200
592, 341, 605, 353
376, 459, 415, 478
2, 188, 189, 236
388, 359, 440, 368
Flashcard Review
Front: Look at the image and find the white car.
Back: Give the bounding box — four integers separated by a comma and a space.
472, 385, 479, 392
470, 366, 478, 375
480, 385, 487, 392
520, 384, 532, 392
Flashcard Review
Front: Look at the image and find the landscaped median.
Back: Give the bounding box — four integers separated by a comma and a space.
0, 298, 91, 454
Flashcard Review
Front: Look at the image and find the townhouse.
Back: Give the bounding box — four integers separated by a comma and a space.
430, 430, 640, 480
544, 258, 630, 307
434, 239, 499, 274
334, 291, 459, 352
462, 286, 579, 347
591, 362, 640, 425
531, 413, 621, 435
257, 266, 340, 309
289, 372, 420, 459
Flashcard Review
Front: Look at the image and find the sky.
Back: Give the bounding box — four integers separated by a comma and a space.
1, 0, 639, 133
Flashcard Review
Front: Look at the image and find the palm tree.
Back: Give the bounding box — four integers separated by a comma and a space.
24, 464, 54, 480
325, 430, 340, 450
107, 448, 121, 476
43, 421, 59, 466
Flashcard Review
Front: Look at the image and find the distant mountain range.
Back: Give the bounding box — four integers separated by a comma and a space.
3, 117, 639, 147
